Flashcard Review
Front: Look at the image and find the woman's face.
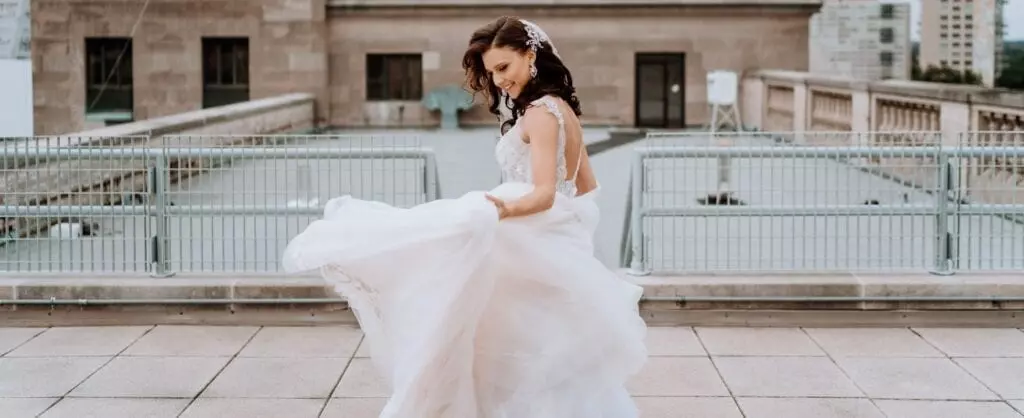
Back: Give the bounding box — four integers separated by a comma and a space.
482, 46, 534, 99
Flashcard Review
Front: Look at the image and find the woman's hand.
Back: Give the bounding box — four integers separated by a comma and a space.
485, 194, 511, 220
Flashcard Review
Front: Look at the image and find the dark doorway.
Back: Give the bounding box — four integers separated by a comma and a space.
634, 53, 686, 128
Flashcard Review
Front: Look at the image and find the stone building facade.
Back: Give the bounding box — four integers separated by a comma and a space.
32, 0, 821, 135
809, 0, 913, 81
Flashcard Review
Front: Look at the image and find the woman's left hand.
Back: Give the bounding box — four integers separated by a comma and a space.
485, 194, 511, 220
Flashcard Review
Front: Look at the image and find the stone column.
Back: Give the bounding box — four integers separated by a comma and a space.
257, 0, 329, 128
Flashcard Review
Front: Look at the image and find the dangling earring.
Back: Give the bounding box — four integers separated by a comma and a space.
529, 62, 538, 78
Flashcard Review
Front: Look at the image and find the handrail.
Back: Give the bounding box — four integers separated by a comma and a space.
620, 131, 1024, 276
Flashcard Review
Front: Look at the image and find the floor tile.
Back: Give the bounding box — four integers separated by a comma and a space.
354, 338, 371, 358
837, 357, 998, 400
70, 356, 229, 398
696, 327, 824, 356
634, 397, 743, 418
0, 397, 58, 417
40, 398, 190, 418
805, 328, 944, 358
179, 398, 324, 418
627, 357, 730, 397
1009, 400, 1024, 414
0, 357, 109, 397
714, 357, 862, 397
333, 358, 390, 398
645, 327, 707, 356
955, 358, 1024, 399
914, 328, 1024, 357
238, 326, 361, 358
123, 326, 258, 357
0, 328, 47, 355
201, 357, 347, 398
737, 397, 885, 418
321, 398, 388, 418
7, 327, 150, 357
874, 400, 1024, 418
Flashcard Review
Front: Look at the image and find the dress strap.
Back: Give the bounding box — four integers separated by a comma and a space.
570, 140, 584, 181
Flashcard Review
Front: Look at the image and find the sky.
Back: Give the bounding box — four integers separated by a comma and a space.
901, 0, 1023, 41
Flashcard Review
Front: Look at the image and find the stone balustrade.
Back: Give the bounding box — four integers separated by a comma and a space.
0, 93, 317, 238
741, 70, 1024, 205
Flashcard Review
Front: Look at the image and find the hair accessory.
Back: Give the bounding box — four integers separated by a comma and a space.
521, 19, 560, 58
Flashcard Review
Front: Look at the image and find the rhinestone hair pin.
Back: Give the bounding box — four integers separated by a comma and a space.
521, 19, 560, 58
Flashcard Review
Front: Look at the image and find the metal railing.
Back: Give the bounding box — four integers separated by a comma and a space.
622, 131, 1024, 275
1, 135, 440, 275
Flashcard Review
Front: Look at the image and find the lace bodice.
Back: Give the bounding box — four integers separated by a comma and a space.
495, 95, 582, 197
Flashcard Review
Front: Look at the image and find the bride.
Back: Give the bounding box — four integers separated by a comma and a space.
282, 16, 648, 418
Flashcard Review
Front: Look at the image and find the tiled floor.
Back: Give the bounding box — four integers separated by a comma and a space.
2, 325, 1024, 417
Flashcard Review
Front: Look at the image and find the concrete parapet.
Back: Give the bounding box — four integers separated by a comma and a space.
2, 272, 1023, 323
0, 94, 317, 238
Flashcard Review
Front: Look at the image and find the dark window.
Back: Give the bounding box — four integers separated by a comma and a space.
85, 38, 133, 113
880, 4, 895, 18
880, 28, 894, 44
880, 51, 894, 66
366, 54, 423, 101
202, 37, 249, 108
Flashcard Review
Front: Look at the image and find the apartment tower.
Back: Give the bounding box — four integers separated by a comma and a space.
920, 0, 1005, 87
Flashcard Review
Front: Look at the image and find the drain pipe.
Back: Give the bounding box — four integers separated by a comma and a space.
3, 295, 1024, 306
0, 297, 347, 306
641, 296, 1024, 303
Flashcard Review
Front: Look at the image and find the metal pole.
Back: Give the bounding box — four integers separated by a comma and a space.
150, 153, 173, 277
424, 153, 439, 201
932, 147, 953, 276
627, 151, 649, 276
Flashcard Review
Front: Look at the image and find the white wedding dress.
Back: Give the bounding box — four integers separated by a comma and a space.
282, 95, 648, 418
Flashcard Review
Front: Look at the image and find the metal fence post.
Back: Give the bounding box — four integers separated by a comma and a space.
150, 151, 173, 277
627, 150, 649, 276
932, 145, 953, 276
424, 153, 439, 201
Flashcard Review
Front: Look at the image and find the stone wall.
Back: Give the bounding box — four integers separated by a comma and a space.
31, 0, 328, 136
328, 5, 818, 128
31, 1, 818, 132
740, 70, 1024, 207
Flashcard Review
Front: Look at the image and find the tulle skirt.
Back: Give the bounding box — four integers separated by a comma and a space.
282, 182, 648, 418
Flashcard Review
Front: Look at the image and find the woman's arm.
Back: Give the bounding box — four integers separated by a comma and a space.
487, 105, 560, 219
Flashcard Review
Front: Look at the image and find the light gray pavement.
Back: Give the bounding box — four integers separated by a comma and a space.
2, 325, 1024, 417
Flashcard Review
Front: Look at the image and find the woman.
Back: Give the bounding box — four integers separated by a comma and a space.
282, 16, 648, 418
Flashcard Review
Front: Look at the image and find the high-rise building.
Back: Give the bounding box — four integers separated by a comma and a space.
810, 0, 913, 80
920, 0, 1005, 87
0, 0, 29, 60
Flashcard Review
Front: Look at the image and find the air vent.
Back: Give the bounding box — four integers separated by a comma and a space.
697, 192, 746, 206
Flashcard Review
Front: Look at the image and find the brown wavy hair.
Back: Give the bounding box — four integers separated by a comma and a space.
462, 16, 582, 134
